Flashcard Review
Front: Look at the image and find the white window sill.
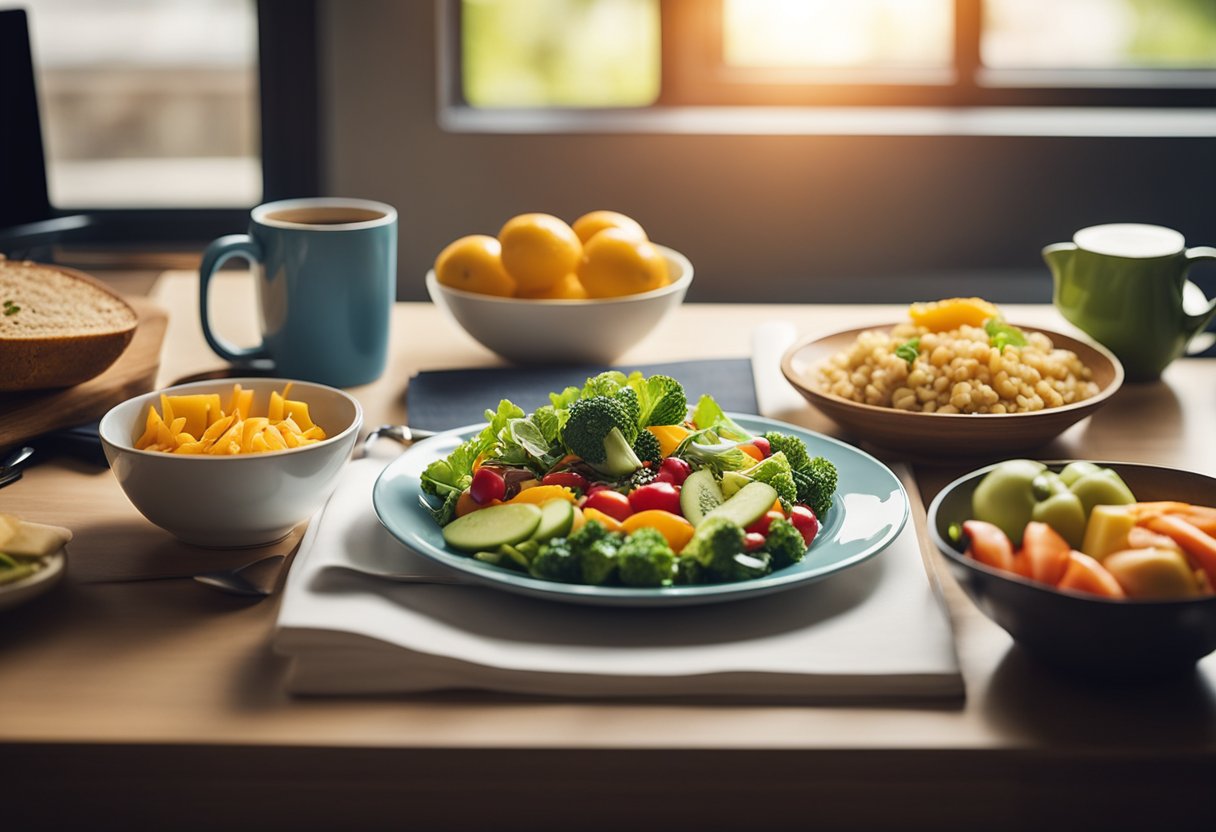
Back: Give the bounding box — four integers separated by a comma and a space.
439, 105, 1216, 138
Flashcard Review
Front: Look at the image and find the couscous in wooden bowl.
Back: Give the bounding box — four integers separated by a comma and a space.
781, 323, 1123, 457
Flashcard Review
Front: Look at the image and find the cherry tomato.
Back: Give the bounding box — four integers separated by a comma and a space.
627, 481, 682, 516
751, 437, 771, 458
789, 504, 820, 547
744, 532, 767, 552
583, 489, 633, 522
746, 510, 786, 536
585, 484, 614, 496
658, 456, 692, 486
469, 467, 506, 505
542, 471, 590, 493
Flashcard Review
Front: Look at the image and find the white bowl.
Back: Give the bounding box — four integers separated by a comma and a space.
426, 245, 693, 364
99, 378, 362, 548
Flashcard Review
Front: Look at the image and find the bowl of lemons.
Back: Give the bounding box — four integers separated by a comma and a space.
427, 210, 693, 365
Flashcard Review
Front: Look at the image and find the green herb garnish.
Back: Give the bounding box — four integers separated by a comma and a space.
2, 299, 19, 316
985, 318, 1026, 351
894, 337, 920, 365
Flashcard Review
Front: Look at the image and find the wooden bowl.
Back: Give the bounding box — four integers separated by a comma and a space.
780, 324, 1123, 456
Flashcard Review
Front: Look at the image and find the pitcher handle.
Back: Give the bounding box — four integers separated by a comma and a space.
1183, 246, 1216, 357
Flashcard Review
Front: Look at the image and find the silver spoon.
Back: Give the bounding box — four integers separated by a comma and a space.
193, 426, 446, 597
0, 445, 34, 489
193, 554, 286, 598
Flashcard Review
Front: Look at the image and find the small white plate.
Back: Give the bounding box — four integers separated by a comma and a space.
0, 550, 66, 611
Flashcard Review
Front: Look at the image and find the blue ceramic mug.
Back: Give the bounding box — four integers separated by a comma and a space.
198, 197, 397, 387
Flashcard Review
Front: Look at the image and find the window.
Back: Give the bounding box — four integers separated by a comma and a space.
452, 0, 1216, 111
21, 0, 261, 209
461, 0, 659, 107
0, 0, 319, 251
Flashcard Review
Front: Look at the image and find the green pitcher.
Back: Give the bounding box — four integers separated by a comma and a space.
1044, 223, 1216, 382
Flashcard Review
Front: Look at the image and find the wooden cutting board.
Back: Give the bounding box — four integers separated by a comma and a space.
0, 295, 168, 448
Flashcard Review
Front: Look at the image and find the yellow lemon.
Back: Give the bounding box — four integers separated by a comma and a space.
571, 210, 647, 245
434, 235, 516, 297
515, 272, 589, 300
498, 213, 582, 294
576, 229, 669, 298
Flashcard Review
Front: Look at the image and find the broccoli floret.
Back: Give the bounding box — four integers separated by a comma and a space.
680, 515, 745, 571
759, 432, 838, 517
632, 429, 664, 468
580, 537, 621, 586
762, 431, 811, 472
614, 387, 641, 430
762, 517, 807, 569
561, 395, 643, 477
794, 457, 838, 518
674, 555, 709, 585
616, 527, 677, 587
628, 374, 688, 427
569, 518, 611, 547
742, 452, 798, 508
680, 515, 774, 583
529, 537, 582, 583
558, 520, 622, 586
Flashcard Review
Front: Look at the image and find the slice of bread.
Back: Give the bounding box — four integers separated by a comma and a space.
0, 256, 139, 392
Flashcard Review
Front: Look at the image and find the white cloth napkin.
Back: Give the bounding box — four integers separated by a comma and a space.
273, 456, 963, 701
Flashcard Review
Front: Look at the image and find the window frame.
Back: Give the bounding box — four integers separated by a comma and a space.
440, 0, 1216, 121
659, 0, 1216, 109
28, 0, 322, 248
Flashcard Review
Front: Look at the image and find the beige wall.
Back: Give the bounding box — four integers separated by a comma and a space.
321, 1, 1216, 304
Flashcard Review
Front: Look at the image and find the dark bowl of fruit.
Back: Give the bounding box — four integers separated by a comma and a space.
927, 460, 1216, 678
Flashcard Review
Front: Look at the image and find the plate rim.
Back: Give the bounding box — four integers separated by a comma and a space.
0, 549, 66, 611
781, 322, 1125, 423
371, 413, 909, 607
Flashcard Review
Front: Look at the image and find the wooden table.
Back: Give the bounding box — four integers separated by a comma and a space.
3, 272, 1215, 831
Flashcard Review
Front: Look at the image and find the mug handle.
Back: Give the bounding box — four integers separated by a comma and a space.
1183, 246, 1216, 357
198, 234, 272, 364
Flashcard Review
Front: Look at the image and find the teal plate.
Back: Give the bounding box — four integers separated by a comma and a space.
372, 414, 909, 607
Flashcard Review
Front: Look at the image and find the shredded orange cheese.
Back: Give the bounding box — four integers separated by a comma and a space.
135, 383, 327, 455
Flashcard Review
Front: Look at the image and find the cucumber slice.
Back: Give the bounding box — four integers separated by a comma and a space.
530, 499, 574, 543
704, 481, 779, 529
680, 469, 724, 526
720, 471, 750, 499
442, 503, 542, 552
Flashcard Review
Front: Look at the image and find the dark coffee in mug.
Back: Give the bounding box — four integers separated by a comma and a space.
263, 206, 388, 226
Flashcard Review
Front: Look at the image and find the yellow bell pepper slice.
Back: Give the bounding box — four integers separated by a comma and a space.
908, 297, 1000, 332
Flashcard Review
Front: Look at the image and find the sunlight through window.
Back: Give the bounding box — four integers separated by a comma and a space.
722, 0, 953, 69
984, 0, 1216, 69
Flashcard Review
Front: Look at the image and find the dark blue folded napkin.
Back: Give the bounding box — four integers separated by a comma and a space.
407, 359, 757, 431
